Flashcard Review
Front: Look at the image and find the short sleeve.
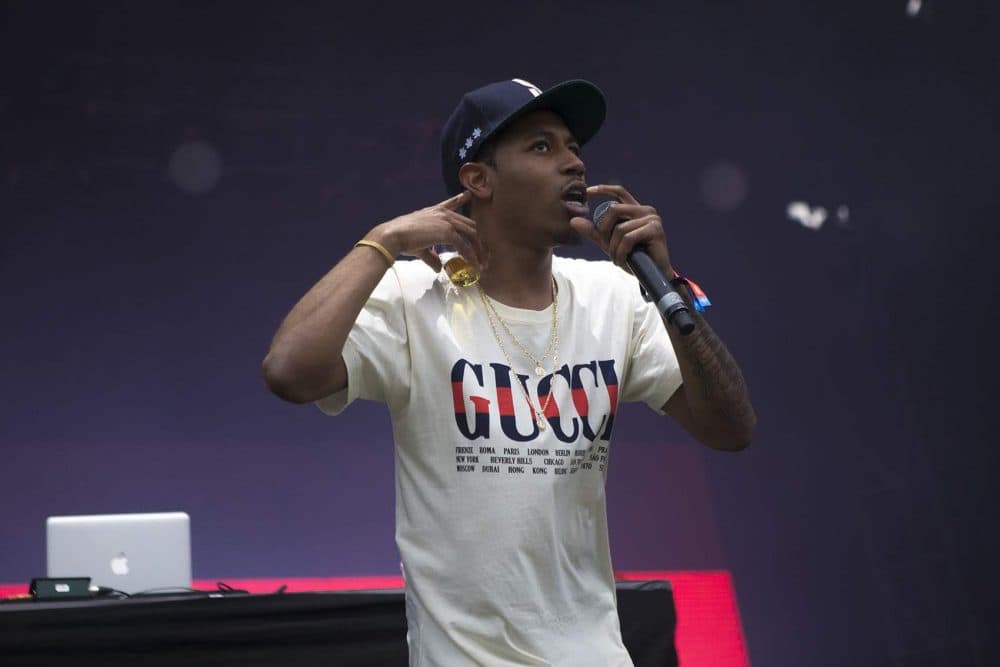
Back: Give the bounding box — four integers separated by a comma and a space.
314, 266, 411, 415
618, 278, 683, 414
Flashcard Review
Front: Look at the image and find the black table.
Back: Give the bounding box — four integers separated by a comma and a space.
0, 581, 676, 666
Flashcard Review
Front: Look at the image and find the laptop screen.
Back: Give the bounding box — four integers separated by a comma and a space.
46, 512, 192, 594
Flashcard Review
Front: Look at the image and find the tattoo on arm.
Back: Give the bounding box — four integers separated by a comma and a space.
669, 290, 756, 437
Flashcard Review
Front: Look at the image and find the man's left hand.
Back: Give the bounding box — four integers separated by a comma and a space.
569, 184, 674, 277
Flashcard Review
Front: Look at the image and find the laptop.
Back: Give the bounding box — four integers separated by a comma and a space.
46, 511, 192, 595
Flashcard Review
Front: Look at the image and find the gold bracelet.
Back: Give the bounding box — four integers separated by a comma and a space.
354, 239, 395, 267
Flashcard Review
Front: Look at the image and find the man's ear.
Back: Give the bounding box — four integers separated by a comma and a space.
458, 162, 493, 200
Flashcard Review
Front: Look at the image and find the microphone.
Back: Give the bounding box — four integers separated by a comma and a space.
593, 200, 695, 336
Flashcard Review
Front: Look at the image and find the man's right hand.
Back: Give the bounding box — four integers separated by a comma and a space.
365, 191, 486, 273
263, 191, 484, 403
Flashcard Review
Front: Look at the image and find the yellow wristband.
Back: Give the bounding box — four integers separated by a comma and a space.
354, 239, 395, 267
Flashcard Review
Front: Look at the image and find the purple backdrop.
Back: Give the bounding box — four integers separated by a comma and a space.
2, 1, 997, 665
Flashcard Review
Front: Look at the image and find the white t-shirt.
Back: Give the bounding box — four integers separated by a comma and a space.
316, 256, 682, 666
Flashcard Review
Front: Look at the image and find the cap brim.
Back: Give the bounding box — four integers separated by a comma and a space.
486, 79, 606, 151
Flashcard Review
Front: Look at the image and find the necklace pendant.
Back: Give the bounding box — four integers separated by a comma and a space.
537, 419, 547, 430
534, 365, 545, 376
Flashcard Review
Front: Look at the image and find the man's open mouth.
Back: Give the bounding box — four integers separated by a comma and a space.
561, 183, 589, 216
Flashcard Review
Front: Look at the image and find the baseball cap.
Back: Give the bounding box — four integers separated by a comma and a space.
440, 78, 607, 196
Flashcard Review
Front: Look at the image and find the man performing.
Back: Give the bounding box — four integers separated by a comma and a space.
263, 78, 756, 666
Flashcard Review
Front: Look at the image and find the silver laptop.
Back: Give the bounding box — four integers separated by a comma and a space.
46, 511, 192, 594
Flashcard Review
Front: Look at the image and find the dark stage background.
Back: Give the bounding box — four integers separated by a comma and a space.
2, 2, 997, 664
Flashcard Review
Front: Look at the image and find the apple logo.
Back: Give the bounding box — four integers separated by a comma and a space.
110, 552, 129, 576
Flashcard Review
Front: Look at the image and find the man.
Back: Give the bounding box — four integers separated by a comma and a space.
262, 78, 755, 666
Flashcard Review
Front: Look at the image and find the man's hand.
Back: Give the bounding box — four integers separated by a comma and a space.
368, 191, 487, 273
569, 184, 674, 277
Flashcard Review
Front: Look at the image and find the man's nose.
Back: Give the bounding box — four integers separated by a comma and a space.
563, 150, 586, 178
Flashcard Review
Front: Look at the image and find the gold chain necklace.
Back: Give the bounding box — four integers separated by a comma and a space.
490, 296, 558, 376
479, 278, 558, 376
477, 278, 559, 430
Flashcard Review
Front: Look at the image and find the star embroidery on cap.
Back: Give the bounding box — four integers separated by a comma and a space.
458, 147, 467, 160
472, 128, 482, 139
464, 137, 474, 149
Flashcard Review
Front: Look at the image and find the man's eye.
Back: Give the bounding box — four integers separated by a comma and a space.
532, 141, 550, 152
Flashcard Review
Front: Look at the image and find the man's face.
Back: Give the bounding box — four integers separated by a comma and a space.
484, 110, 589, 246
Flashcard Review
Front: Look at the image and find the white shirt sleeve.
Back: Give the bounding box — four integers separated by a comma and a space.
618, 276, 683, 414
314, 266, 412, 415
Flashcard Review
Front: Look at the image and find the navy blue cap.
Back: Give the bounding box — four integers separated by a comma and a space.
440, 78, 607, 196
